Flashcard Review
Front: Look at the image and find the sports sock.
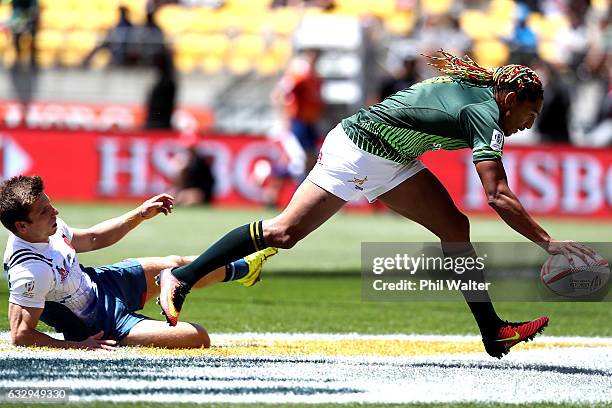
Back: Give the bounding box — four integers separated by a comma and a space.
223, 259, 249, 282
442, 243, 502, 334
172, 221, 267, 287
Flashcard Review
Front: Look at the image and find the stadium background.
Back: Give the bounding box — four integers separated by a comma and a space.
0, 0, 612, 407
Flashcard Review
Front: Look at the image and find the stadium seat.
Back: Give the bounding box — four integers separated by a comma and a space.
384, 12, 416, 36
157, 4, 190, 36
175, 32, 209, 60
421, 0, 453, 15
255, 53, 282, 76
201, 34, 231, 58
227, 55, 253, 75
0, 31, 9, 53
39, 9, 79, 31
187, 8, 225, 33
37, 29, 64, 50
265, 9, 302, 36
459, 9, 491, 40
472, 40, 510, 68
0, 4, 10, 21
175, 53, 198, 73
231, 34, 267, 59
200, 55, 225, 75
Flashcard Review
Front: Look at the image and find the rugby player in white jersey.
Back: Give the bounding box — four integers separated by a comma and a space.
1, 175, 276, 350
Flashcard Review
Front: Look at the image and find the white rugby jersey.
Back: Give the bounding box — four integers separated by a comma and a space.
3, 218, 98, 322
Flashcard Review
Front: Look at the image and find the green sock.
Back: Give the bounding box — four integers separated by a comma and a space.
172, 221, 266, 288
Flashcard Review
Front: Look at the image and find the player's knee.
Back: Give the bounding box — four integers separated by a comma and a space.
164, 255, 188, 268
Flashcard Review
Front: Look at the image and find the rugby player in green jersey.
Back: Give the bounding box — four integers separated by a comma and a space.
158, 50, 594, 358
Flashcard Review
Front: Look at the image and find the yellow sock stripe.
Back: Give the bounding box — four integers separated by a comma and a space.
255, 221, 263, 249
249, 222, 260, 251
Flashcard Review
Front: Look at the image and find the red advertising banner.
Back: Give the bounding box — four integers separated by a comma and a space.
1, 128, 611, 217
0, 101, 214, 133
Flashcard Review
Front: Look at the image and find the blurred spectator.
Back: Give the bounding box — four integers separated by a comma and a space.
270, 0, 334, 10
585, 62, 612, 146
378, 52, 421, 101
510, 3, 538, 64
272, 48, 324, 174
83, 6, 136, 67
131, 10, 166, 66
170, 133, 216, 205
145, 48, 176, 129
9, 0, 39, 68
414, 13, 471, 57
534, 60, 571, 143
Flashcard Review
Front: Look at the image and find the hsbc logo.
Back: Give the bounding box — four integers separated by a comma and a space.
0, 135, 31, 180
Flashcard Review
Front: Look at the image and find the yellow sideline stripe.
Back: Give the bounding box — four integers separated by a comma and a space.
2, 338, 610, 358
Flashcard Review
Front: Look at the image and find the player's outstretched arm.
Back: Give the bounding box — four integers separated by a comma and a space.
8, 303, 117, 350
71, 194, 174, 253
475, 160, 595, 261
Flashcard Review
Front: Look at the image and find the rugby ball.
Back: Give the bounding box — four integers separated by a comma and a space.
541, 253, 610, 298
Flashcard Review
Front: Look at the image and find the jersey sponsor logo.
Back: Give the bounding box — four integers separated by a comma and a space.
348, 176, 368, 191
490, 129, 504, 151
430, 143, 442, 151
23, 279, 35, 298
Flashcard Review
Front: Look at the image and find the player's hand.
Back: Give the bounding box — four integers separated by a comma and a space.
545, 240, 597, 267
138, 194, 175, 219
78, 331, 117, 351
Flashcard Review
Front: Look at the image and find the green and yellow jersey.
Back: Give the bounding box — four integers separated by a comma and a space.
341, 77, 505, 164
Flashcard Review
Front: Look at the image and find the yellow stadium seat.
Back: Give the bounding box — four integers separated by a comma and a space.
37, 29, 65, 53
175, 33, 209, 59
202, 34, 231, 57
472, 40, 510, 68
3, 47, 16, 67
459, 9, 491, 40
188, 8, 224, 33
385, 12, 416, 36
0, 4, 11, 21
367, 0, 396, 18
37, 50, 56, 68
489, 0, 516, 19
0, 31, 9, 53
200, 55, 225, 75
255, 53, 283, 76
231, 34, 266, 58
225, 0, 269, 14
265, 9, 301, 36
269, 37, 292, 62
156, 4, 190, 36
175, 53, 198, 73
421, 0, 453, 15
65, 30, 99, 53
40, 9, 79, 30
226, 55, 253, 75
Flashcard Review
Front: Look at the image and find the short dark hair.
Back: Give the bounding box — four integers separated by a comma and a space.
0, 175, 44, 234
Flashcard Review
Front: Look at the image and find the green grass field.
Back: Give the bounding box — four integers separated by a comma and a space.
1, 203, 610, 336
1, 204, 612, 408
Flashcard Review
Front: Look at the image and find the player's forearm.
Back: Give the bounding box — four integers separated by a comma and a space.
82, 207, 144, 251
488, 192, 551, 248
12, 328, 81, 349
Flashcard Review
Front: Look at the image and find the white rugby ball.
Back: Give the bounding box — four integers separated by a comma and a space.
541, 253, 610, 298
